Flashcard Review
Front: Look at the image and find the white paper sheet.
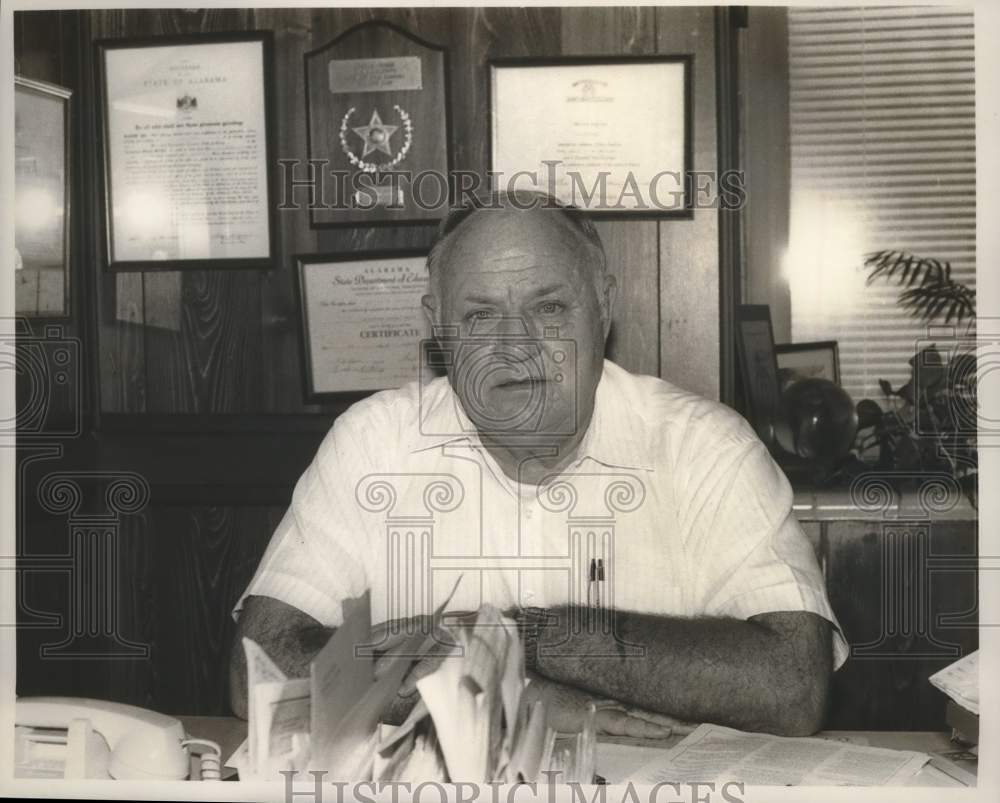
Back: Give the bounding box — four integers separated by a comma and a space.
630, 724, 930, 786
929, 650, 979, 714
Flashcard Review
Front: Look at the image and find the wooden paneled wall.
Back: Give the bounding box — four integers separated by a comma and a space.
81, 6, 722, 415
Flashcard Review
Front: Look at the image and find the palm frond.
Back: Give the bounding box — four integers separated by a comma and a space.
863, 250, 976, 323
863, 250, 951, 289
898, 279, 976, 323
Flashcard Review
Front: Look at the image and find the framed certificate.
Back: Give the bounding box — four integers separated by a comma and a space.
489, 57, 691, 217
96, 32, 276, 271
296, 251, 433, 398
14, 77, 72, 317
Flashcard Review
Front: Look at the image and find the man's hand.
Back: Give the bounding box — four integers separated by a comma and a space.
523, 673, 686, 738
372, 615, 465, 723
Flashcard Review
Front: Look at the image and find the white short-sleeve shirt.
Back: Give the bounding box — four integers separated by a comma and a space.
234, 360, 848, 669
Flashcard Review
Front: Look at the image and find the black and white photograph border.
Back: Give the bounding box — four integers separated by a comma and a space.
1, 1, 998, 802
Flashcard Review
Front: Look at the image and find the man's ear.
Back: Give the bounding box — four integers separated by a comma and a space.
601, 273, 618, 338
421, 293, 439, 331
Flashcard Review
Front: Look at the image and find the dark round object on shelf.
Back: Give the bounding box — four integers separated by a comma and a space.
776, 378, 859, 463
856, 398, 884, 429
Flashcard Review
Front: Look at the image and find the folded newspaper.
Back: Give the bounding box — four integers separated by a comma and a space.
227, 585, 596, 783
628, 724, 931, 786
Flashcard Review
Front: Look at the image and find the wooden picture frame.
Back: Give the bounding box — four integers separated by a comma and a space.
488, 55, 692, 218
775, 341, 841, 386
296, 250, 432, 400
735, 305, 782, 446
14, 76, 72, 317
95, 31, 277, 271
304, 20, 452, 227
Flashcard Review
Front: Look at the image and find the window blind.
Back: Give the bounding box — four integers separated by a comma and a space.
786, 5, 975, 407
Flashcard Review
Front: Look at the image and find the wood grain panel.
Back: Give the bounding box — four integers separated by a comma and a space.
594, 221, 660, 376
823, 520, 978, 730
107, 508, 157, 709
149, 505, 277, 715
656, 6, 720, 400
101, 272, 146, 412
253, 7, 318, 413
15, 10, 65, 81
144, 271, 263, 413
559, 5, 656, 55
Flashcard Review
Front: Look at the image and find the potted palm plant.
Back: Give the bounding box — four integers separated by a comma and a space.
848, 251, 978, 506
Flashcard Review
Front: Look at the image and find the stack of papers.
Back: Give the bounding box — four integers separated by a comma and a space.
227, 584, 595, 783
929, 650, 979, 715
629, 724, 931, 786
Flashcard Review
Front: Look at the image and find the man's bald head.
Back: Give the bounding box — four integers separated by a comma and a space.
425, 191, 609, 302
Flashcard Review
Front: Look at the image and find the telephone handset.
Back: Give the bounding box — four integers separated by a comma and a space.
15, 696, 221, 781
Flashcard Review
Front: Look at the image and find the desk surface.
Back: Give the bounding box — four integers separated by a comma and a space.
179, 716, 967, 785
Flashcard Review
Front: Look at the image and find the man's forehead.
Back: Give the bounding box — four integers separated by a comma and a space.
438, 208, 593, 278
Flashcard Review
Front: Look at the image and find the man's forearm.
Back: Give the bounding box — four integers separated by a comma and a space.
529, 606, 830, 736
229, 611, 333, 719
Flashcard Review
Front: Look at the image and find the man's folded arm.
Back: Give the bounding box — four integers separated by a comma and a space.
530, 607, 832, 736
229, 595, 334, 719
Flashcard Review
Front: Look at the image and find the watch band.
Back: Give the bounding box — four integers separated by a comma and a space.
517, 606, 549, 673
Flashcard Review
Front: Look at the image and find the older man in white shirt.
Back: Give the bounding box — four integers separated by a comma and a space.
230, 191, 846, 737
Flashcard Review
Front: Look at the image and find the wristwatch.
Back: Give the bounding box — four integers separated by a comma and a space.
516, 606, 550, 673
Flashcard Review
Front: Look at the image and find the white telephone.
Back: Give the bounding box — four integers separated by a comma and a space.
14, 696, 221, 781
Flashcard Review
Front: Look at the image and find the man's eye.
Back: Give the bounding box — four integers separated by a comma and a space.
539, 301, 564, 315
466, 310, 494, 321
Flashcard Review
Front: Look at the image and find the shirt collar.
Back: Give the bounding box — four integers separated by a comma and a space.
408, 376, 476, 453
409, 361, 655, 472
571, 360, 656, 472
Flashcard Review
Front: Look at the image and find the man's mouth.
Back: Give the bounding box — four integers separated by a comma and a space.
494, 377, 547, 390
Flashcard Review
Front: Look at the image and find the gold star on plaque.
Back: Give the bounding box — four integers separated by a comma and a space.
352, 110, 398, 158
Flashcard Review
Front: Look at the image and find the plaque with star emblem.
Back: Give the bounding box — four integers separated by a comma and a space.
305, 20, 451, 226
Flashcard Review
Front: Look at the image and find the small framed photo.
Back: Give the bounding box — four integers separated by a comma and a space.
489, 56, 691, 217
95, 31, 277, 271
775, 341, 840, 386
296, 250, 433, 399
15, 77, 72, 317
735, 305, 782, 446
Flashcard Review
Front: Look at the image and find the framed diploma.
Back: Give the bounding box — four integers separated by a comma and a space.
305, 21, 451, 226
14, 76, 72, 317
96, 32, 277, 271
489, 57, 691, 217
296, 251, 433, 398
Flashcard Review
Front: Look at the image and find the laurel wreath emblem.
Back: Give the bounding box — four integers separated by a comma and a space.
339, 105, 413, 173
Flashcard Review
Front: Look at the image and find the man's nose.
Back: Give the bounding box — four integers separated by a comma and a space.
471, 315, 531, 338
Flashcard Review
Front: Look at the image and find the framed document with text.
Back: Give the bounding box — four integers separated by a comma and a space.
96, 32, 276, 271
296, 251, 433, 399
489, 57, 691, 217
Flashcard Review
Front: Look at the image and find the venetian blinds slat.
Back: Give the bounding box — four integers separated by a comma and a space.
786, 5, 976, 407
